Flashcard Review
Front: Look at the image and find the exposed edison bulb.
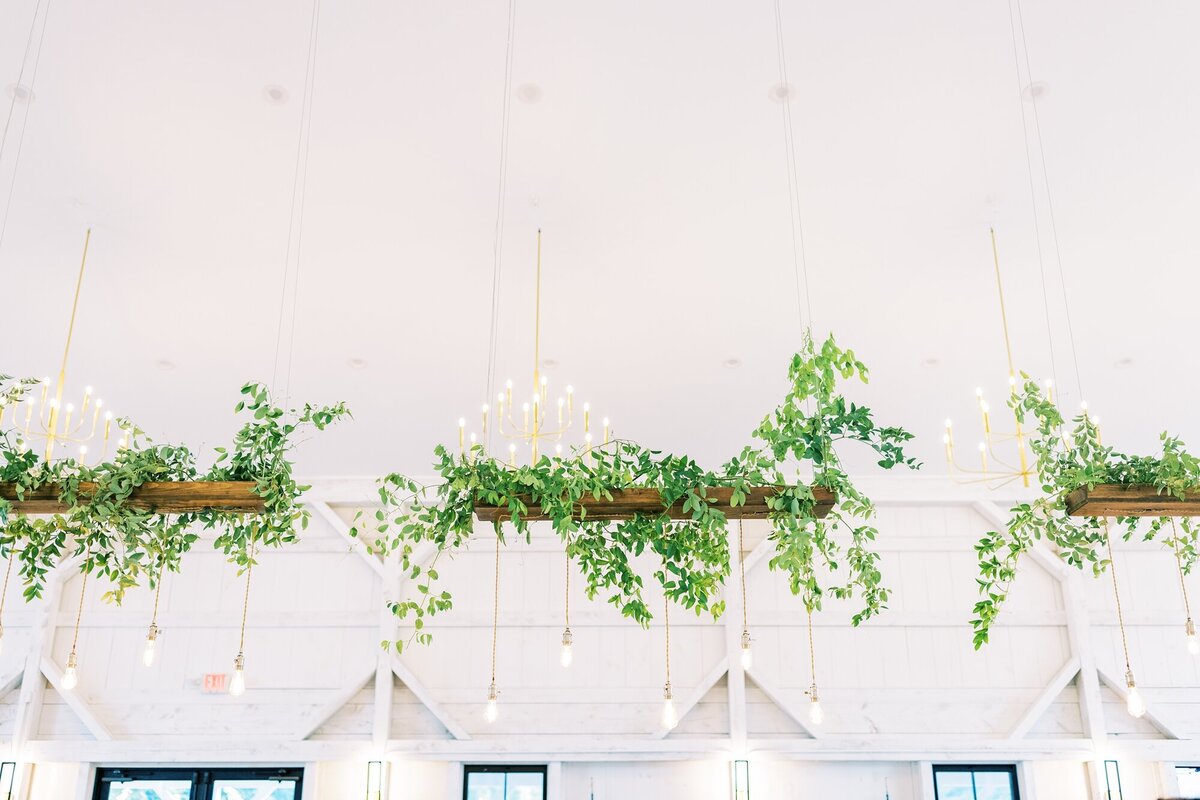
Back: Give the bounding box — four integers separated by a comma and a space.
740, 629, 753, 671
61, 652, 79, 691
560, 628, 574, 668
808, 684, 824, 725
143, 623, 159, 667
229, 653, 246, 696
1125, 671, 1145, 718
485, 683, 499, 723
1187, 619, 1198, 656
661, 685, 678, 730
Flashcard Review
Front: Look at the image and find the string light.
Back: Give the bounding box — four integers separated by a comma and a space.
560, 536, 573, 668
805, 608, 823, 726
738, 520, 753, 671
229, 551, 254, 697
661, 595, 677, 730
62, 551, 90, 692
1169, 520, 1198, 656
1102, 523, 1144, 718
485, 527, 501, 723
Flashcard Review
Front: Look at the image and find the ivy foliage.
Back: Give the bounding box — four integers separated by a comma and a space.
972, 376, 1200, 648
355, 333, 920, 653
0, 375, 349, 602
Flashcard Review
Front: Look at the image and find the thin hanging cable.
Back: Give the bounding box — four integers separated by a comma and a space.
489, 526, 501, 686
806, 606, 817, 686
738, 520, 748, 631
1102, 521, 1133, 674
1169, 519, 1193, 620
149, 557, 165, 628
1005, 0, 1060, 395
564, 536, 570, 629
270, 0, 323, 397
0, 0, 45, 166
70, 553, 90, 658
237, 550, 254, 656
664, 594, 671, 687
1013, 0, 1085, 399
772, 0, 814, 333
0, 0, 54, 255
484, 0, 518, 453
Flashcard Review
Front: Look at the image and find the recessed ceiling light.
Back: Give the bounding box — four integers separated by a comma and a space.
1114, 357, 1134, 369
6, 84, 34, 104
516, 83, 543, 104
767, 83, 793, 104
347, 357, 368, 369
723, 357, 742, 369
1023, 81, 1049, 101
155, 359, 175, 372
262, 85, 289, 105
922, 357, 940, 368
540, 358, 557, 371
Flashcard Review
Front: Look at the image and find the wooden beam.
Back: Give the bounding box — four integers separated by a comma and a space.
474, 486, 835, 522
652, 656, 729, 739
307, 501, 386, 578
39, 657, 115, 741
743, 668, 823, 739
1096, 668, 1186, 740
1065, 484, 1200, 517
296, 664, 377, 741
0, 481, 264, 515
1007, 657, 1080, 739
390, 657, 470, 741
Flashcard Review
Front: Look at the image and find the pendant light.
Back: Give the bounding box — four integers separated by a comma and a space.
560, 537, 573, 668
229, 553, 253, 697
142, 558, 165, 667
485, 529, 501, 723
62, 550, 90, 692
1168, 521, 1198, 656
1102, 521, 1144, 718
661, 596, 677, 731
805, 608, 823, 726
737, 521, 753, 671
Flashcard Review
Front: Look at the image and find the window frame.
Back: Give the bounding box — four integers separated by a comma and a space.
462, 764, 548, 800
93, 766, 305, 800
932, 764, 1021, 800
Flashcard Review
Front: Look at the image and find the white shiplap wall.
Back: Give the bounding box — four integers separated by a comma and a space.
2, 477, 1197, 799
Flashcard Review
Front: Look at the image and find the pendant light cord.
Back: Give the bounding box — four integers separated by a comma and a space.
772, 0, 814, 334
270, 0, 323, 403
484, 0, 518, 453
70, 547, 90, 657
564, 535, 571, 629
806, 606, 817, 687
237, 550, 255, 655
1169, 519, 1193, 620
664, 594, 671, 687
0, 0, 54, 256
738, 520, 748, 631
489, 528, 501, 686
1102, 521, 1133, 674
150, 557, 165, 628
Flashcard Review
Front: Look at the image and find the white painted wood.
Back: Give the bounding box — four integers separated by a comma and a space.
743, 668, 821, 740
1008, 657, 1081, 739
654, 656, 728, 739
1096, 668, 1185, 740
391, 657, 470, 741
725, 526, 748, 747
308, 501, 386, 578
914, 761, 935, 800
1016, 761, 1039, 800
39, 657, 113, 740
297, 664, 377, 740
547, 761, 562, 799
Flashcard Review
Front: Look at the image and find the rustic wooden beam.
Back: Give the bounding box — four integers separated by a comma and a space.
1064, 483, 1200, 517
0, 481, 265, 515
474, 486, 835, 522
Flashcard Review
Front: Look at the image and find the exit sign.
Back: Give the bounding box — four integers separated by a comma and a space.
202, 673, 228, 693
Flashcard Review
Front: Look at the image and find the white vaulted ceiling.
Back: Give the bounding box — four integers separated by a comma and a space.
1, 0, 1198, 475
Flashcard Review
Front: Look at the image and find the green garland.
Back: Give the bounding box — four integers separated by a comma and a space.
972, 376, 1200, 647
356, 333, 919, 652
0, 376, 349, 602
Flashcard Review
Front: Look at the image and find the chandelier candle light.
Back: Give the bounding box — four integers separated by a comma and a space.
0, 230, 124, 462
461, 231, 609, 464
942, 230, 1049, 488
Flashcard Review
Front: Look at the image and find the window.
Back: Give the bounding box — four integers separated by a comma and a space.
933, 765, 1019, 800
94, 767, 303, 800
463, 765, 546, 800
1178, 765, 1200, 799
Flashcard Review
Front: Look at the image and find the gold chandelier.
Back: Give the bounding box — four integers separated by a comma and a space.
460, 230, 609, 464
942, 229, 1052, 488
0, 230, 124, 462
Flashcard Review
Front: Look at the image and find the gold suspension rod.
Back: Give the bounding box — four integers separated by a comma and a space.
46, 229, 92, 461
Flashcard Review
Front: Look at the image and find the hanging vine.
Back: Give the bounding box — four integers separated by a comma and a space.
356, 333, 920, 653
0, 375, 349, 602
972, 376, 1200, 646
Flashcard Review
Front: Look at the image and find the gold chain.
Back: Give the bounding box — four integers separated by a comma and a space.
738, 520, 748, 630
1102, 521, 1133, 673
490, 524, 501, 684
1169, 519, 1193, 619
237, 549, 255, 654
